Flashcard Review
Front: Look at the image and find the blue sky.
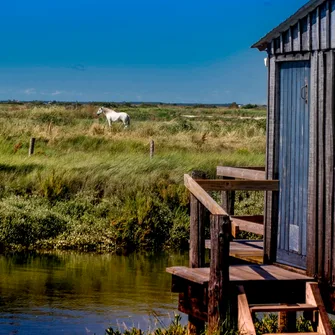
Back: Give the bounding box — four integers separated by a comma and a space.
0, 0, 307, 104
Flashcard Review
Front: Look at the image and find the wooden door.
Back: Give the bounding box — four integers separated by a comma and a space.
277, 61, 310, 269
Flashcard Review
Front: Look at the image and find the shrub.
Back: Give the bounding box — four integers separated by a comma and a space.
0, 196, 67, 247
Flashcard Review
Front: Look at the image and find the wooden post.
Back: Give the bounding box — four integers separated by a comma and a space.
188, 170, 207, 335
221, 177, 235, 215
150, 140, 154, 159
28, 138, 35, 156
278, 311, 296, 332
208, 214, 231, 335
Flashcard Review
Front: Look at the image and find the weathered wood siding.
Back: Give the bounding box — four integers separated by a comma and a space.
268, 0, 335, 55
266, 50, 335, 286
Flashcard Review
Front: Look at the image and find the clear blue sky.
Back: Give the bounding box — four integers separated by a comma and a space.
0, 0, 307, 104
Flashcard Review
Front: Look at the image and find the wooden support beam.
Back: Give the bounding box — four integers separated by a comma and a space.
305, 282, 333, 335
216, 166, 266, 180
221, 177, 235, 215
184, 174, 228, 215
231, 218, 264, 236
237, 285, 256, 335
195, 179, 279, 191
188, 171, 207, 335
208, 214, 231, 334
278, 310, 297, 333
231, 215, 264, 224
250, 303, 317, 313
189, 194, 206, 268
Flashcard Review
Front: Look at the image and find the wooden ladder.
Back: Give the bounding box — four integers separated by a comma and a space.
237, 282, 334, 335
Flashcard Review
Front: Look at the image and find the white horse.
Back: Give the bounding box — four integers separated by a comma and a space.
97, 107, 130, 128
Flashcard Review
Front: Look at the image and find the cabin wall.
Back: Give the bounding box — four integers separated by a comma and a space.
269, 0, 335, 55
265, 50, 335, 286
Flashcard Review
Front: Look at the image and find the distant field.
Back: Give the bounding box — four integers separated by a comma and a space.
0, 103, 266, 252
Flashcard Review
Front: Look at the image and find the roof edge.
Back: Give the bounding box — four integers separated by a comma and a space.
251, 0, 325, 50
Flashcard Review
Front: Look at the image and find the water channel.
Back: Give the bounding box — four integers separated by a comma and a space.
0, 251, 188, 335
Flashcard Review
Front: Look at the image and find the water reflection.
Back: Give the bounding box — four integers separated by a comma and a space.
0, 252, 188, 335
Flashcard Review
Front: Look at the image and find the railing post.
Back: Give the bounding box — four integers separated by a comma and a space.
208, 214, 231, 335
188, 171, 207, 335
221, 177, 235, 215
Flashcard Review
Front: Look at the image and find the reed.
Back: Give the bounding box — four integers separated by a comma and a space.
0, 103, 266, 251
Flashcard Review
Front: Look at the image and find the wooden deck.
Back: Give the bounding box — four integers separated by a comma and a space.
207, 239, 263, 263
166, 264, 313, 285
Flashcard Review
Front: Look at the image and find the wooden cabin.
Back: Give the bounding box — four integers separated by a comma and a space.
252, 0, 335, 289
166, 1, 335, 334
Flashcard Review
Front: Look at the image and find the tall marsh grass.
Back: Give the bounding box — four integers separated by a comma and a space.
0, 103, 266, 251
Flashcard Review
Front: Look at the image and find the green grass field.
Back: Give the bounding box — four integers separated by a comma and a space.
0, 102, 266, 252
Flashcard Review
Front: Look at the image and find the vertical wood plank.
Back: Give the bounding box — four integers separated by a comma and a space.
330, 0, 335, 48
189, 194, 206, 269
280, 33, 284, 54
264, 55, 279, 264
312, 8, 320, 50
307, 51, 319, 277
320, 1, 330, 50
308, 14, 312, 51
292, 22, 301, 51
324, 51, 334, 282
221, 177, 235, 216
208, 214, 231, 334
317, 52, 325, 279
188, 171, 207, 335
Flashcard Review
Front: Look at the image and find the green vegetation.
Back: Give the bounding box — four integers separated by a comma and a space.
0, 103, 266, 252
105, 313, 335, 335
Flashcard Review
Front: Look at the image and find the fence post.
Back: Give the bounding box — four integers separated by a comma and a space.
150, 140, 155, 159
28, 138, 35, 156
208, 214, 231, 335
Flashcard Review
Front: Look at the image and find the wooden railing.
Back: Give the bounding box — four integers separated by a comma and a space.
184, 168, 278, 333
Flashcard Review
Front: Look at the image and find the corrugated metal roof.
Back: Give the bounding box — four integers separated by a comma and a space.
252, 0, 326, 51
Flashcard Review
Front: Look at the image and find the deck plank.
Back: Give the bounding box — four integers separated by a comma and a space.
206, 239, 263, 256
166, 265, 313, 285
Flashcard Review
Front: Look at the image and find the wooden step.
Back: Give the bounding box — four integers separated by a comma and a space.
250, 303, 318, 313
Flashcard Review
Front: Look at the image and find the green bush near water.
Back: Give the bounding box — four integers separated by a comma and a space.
0, 103, 266, 252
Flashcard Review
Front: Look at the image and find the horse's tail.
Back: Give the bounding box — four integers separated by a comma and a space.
126, 114, 130, 127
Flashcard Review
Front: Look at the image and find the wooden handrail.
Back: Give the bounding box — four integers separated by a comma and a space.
196, 179, 279, 191
184, 174, 229, 215
217, 166, 266, 180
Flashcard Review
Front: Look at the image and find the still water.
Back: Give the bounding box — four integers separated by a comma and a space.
0, 252, 188, 335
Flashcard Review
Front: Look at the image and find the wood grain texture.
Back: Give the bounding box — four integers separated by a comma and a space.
264, 56, 279, 264
307, 51, 318, 277
324, 51, 334, 282
195, 179, 279, 191
317, 51, 325, 279
216, 166, 266, 180
305, 282, 334, 335
250, 303, 317, 313
166, 265, 313, 285
189, 194, 205, 268
237, 285, 256, 335
208, 215, 231, 334
184, 174, 228, 215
